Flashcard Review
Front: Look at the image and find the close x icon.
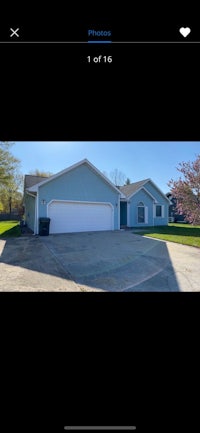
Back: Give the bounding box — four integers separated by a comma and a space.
10, 28, 20, 38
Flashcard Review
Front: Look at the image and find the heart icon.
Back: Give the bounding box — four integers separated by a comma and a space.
179, 27, 191, 38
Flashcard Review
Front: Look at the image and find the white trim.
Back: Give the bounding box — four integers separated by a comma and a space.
47, 200, 115, 231
26, 191, 37, 198
28, 158, 124, 197
155, 204, 162, 217
154, 204, 165, 218
136, 204, 148, 224
47, 199, 115, 219
143, 187, 158, 203
47, 199, 114, 210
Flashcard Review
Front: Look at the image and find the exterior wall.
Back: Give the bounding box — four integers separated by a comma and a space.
37, 163, 120, 230
127, 182, 169, 227
24, 194, 35, 232
129, 189, 154, 227
145, 181, 169, 225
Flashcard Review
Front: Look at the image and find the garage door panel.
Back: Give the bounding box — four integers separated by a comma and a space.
48, 201, 113, 233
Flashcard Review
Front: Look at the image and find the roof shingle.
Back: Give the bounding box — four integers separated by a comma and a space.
24, 175, 49, 190
119, 179, 149, 197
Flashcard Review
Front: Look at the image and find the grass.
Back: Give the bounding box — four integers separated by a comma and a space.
0, 221, 21, 237
134, 223, 200, 248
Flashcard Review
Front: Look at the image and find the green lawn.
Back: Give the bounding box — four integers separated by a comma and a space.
134, 223, 200, 248
0, 221, 21, 237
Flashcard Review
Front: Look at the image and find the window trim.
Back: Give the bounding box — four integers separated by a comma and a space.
155, 204, 164, 218
137, 202, 148, 224
137, 206, 145, 223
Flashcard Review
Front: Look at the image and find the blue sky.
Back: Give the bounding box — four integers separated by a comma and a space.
12, 142, 200, 193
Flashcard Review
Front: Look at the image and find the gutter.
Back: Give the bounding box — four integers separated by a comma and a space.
26, 191, 37, 198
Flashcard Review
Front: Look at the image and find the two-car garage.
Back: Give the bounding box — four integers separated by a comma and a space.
48, 200, 114, 234
25, 159, 121, 234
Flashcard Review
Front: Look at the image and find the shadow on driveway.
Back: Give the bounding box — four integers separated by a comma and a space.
0, 231, 183, 291
40, 231, 181, 292
0, 235, 79, 291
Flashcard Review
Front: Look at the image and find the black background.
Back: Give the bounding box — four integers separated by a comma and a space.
0, 5, 200, 433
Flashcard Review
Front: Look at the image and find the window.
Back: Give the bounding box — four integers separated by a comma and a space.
138, 207, 145, 223
156, 205, 162, 217
137, 202, 145, 223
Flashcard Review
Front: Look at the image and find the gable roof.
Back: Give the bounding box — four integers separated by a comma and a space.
27, 159, 124, 197
120, 179, 171, 203
24, 175, 49, 190
120, 179, 150, 197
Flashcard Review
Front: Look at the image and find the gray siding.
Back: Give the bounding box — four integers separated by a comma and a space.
25, 194, 35, 232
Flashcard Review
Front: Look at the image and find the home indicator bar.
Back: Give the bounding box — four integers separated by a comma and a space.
64, 427, 136, 431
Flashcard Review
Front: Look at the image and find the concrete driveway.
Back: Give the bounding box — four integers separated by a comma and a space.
0, 235, 79, 291
0, 230, 200, 291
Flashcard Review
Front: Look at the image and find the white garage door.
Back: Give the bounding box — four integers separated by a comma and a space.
48, 200, 114, 234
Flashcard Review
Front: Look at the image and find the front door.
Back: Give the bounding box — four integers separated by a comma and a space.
120, 201, 127, 226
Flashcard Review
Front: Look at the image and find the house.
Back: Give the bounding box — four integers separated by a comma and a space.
24, 159, 170, 234
166, 192, 186, 222
24, 159, 122, 234
24, 174, 49, 231
119, 179, 170, 227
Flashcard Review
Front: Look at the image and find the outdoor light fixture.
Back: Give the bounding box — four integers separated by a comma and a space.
41, 199, 46, 205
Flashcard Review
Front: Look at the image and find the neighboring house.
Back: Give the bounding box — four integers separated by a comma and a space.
24, 159, 170, 234
24, 159, 122, 234
119, 179, 170, 227
166, 192, 186, 222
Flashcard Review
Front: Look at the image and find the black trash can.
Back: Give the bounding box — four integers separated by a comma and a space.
39, 217, 51, 236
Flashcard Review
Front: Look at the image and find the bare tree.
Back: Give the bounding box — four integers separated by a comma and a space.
110, 169, 126, 186
29, 169, 53, 177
